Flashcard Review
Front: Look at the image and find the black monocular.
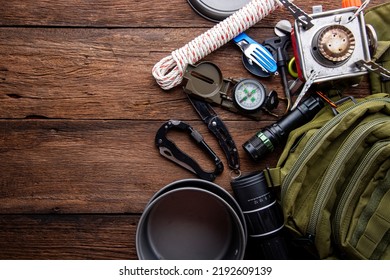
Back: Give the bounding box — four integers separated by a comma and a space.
231, 171, 289, 259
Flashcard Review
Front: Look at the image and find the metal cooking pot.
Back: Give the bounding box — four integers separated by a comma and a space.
136, 179, 247, 259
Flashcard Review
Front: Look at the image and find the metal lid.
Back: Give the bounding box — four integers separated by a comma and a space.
187, 0, 251, 22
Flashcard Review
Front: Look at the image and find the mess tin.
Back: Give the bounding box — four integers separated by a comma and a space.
136, 179, 247, 260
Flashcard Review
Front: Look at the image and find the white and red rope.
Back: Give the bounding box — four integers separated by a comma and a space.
152, 0, 282, 90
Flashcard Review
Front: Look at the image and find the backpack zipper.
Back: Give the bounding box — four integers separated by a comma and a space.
305, 117, 390, 237
332, 140, 390, 244
281, 97, 390, 201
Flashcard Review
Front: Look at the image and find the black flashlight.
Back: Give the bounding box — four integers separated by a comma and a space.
243, 94, 324, 162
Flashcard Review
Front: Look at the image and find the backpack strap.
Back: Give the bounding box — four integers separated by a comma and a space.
355, 190, 390, 259
264, 167, 282, 187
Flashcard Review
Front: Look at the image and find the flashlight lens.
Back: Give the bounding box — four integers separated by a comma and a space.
243, 131, 274, 161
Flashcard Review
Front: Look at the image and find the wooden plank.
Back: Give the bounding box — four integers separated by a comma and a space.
0, 214, 138, 259
0, 27, 372, 120
0, 119, 272, 214
0, 0, 208, 27
0, 27, 271, 120
0, 0, 351, 28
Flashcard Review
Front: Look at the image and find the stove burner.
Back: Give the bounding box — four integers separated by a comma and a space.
317, 25, 355, 62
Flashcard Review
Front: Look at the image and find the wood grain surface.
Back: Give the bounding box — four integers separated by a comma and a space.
0, 0, 385, 259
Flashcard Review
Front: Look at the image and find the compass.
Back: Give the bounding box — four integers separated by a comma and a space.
233, 79, 266, 113
183, 62, 279, 120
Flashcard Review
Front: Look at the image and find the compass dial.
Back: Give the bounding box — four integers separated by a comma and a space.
233, 79, 266, 113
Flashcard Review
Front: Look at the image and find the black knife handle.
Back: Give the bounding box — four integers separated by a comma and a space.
207, 116, 240, 171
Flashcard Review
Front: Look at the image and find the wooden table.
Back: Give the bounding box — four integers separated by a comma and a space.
0, 0, 385, 259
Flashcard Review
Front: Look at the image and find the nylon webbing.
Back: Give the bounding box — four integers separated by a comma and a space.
355, 190, 390, 258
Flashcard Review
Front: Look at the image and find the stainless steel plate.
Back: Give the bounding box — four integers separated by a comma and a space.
187, 0, 251, 22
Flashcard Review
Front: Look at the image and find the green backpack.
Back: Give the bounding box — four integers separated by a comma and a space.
266, 93, 390, 259
263, 2, 390, 260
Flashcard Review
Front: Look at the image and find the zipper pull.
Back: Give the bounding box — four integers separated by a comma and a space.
293, 234, 316, 246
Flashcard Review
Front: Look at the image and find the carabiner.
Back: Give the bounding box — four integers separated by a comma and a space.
155, 120, 224, 181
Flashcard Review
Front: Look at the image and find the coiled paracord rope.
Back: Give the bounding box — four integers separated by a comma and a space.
152, 0, 282, 90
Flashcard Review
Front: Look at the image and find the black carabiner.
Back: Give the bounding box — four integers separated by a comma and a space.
155, 120, 224, 181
